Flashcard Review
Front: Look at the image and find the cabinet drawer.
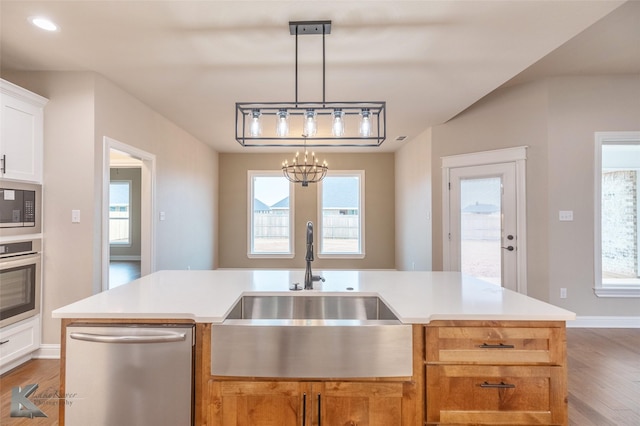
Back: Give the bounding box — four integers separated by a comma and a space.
426, 365, 565, 425
426, 324, 564, 365
0, 318, 38, 363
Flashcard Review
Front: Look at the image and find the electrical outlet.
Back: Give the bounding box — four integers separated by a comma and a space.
560, 288, 567, 299
559, 210, 573, 221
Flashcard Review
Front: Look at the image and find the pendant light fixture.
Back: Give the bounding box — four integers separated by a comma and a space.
235, 21, 386, 147
282, 137, 328, 187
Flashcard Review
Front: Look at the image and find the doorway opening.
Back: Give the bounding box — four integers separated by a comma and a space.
102, 137, 156, 291
442, 147, 527, 293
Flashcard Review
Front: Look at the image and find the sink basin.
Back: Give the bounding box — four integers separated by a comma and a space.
211, 294, 413, 378
225, 295, 400, 321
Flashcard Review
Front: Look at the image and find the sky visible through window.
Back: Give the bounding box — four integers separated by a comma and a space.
254, 176, 289, 207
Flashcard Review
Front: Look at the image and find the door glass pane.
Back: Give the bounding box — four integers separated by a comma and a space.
460, 177, 502, 285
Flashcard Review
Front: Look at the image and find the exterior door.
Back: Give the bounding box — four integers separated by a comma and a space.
449, 163, 516, 289
443, 147, 527, 293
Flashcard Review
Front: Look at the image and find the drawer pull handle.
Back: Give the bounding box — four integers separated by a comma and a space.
480, 381, 516, 389
479, 343, 515, 349
0, 340, 9, 345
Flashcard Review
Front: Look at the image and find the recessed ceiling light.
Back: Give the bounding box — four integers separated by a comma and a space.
30, 16, 59, 32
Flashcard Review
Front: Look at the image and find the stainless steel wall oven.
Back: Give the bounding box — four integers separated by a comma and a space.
0, 239, 41, 328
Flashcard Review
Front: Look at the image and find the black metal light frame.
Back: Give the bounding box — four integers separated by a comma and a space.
235, 21, 387, 147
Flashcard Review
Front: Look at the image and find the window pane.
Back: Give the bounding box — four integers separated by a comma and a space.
320, 174, 362, 255
601, 143, 640, 285
109, 181, 130, 245
251, 175, 291, 254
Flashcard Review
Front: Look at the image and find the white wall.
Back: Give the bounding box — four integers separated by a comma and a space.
217, 153, 395, 269
546, 75, 640, 314
395, 128, 432, 271
2, 71, 219, 344
94, 75, 219, 272
427, 74, 640, 317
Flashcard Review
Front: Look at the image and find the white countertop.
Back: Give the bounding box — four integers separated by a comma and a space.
52, 269, 575, 323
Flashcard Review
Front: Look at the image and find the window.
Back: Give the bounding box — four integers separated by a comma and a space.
248, 171, 294, 257
594, 132, 640, 297
318, 171, 365, 257
109, 181, 131, 245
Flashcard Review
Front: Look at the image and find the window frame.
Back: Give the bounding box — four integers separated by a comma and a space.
109, 180, 132, 247
317, 170, 365, 259
594, 131, 640, 297
247, 170, 295, 258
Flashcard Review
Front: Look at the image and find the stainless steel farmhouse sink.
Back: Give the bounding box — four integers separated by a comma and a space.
225, 294, 401, 321
211, 295, 413, 378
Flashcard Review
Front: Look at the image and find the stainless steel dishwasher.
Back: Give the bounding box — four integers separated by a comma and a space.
65, 324, 194, 426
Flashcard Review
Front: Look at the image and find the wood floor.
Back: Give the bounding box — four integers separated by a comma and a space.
1, 328, 638, 425
108, 260, 141, 288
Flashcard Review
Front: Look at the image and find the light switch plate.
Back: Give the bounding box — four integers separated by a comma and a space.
559, 210, 573, 221
72, 209, 81, 223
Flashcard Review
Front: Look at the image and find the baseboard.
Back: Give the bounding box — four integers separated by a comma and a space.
568, 316, 640, 328
110, 255, 141, 261
34, 344, 61, 359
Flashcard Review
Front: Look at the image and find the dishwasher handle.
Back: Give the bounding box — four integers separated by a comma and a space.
69, 331, 187, 344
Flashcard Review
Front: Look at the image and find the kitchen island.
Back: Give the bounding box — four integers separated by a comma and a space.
53, 269, 575, 425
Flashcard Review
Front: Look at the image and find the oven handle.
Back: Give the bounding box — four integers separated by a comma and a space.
0, 252, 41, 267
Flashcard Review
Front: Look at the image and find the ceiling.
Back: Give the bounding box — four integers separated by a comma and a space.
1, 1, 638, 153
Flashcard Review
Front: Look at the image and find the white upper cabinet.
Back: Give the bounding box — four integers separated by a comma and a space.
0, 79, 48, 183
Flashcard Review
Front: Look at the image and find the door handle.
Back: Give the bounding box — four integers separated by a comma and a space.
302, 393, 306, 426
502, 245, 515, 251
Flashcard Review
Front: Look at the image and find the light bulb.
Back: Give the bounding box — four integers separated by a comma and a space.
332, 109, 345, 137
249, 109, 261, 137
303, 109, 317, 137
359, 108, 372, 137
276, 109, 289, 137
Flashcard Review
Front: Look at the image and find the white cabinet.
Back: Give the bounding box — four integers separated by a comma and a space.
0, 79, 48, 183
0, 315, 41, 374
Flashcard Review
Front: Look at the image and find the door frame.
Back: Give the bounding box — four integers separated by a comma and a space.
442, 146, 528, 294
101, 136, 156, 292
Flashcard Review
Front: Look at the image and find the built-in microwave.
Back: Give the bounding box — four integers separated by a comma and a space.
0, 181, 41, 237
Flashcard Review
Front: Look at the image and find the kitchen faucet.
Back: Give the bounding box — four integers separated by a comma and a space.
304, 221, 325, 290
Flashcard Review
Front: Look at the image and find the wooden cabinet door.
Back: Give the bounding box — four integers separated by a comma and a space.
208, 380, 303, 426
309, 381, 406, 426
